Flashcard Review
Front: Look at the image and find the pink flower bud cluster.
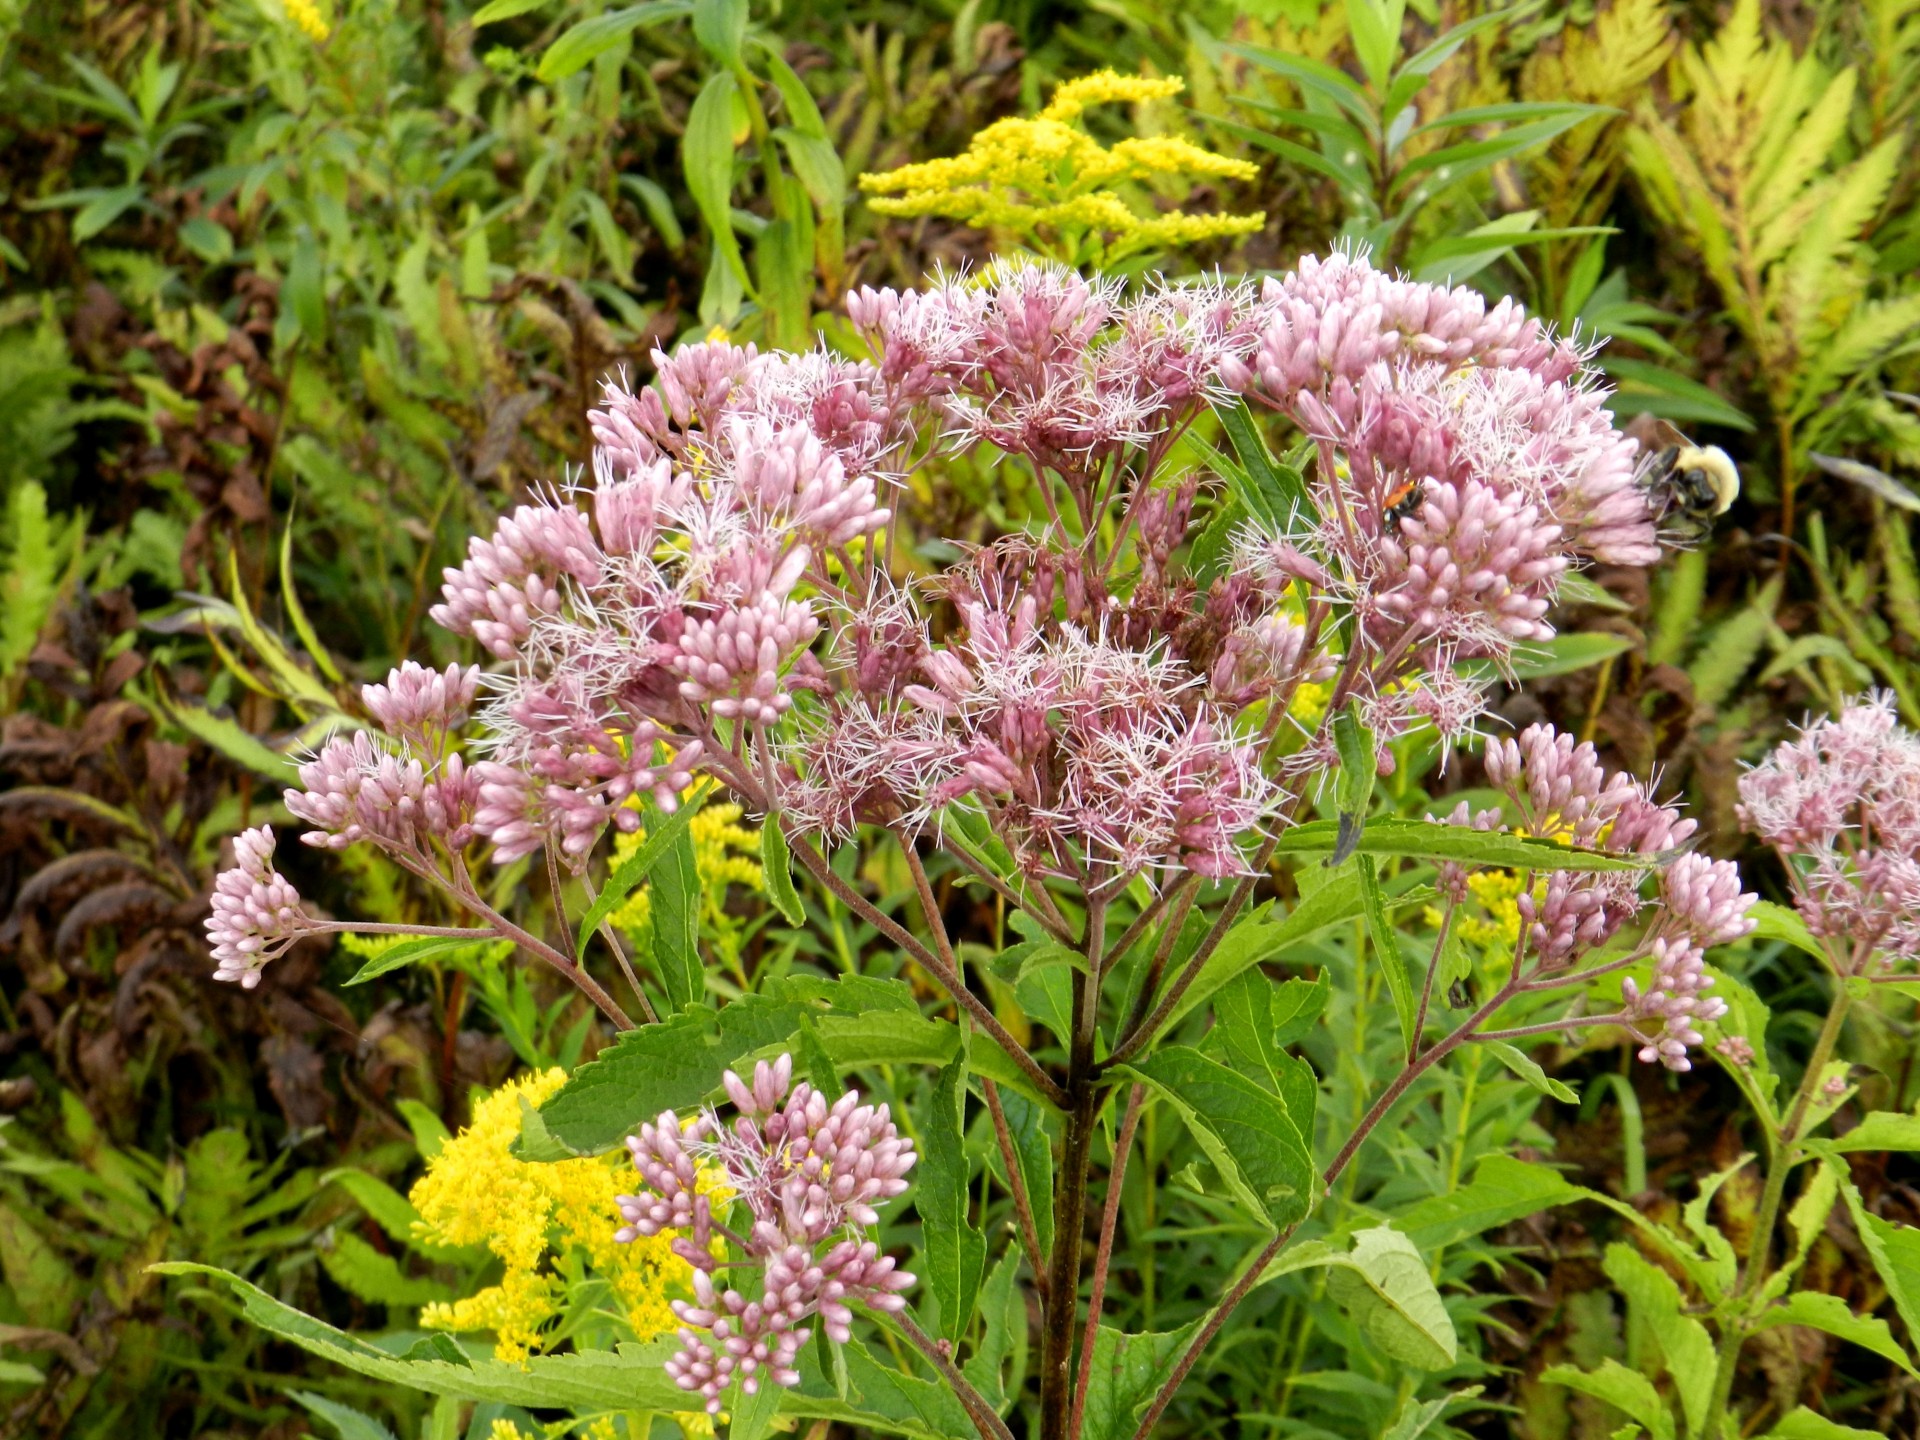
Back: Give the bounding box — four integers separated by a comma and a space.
205, 827, 313, 988
1738, 693, 1920, 965
1232, 250, 1657, 724
614, 1057, 916, 1413
203, 253, 1680, 989
1431, 724, 1755, 1070
1482, 724, 1697, 966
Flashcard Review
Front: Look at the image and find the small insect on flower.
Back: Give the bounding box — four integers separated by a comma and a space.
1380, 477, 1430, 532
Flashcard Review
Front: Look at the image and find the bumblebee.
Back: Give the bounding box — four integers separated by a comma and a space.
1629, 417, 1740, 543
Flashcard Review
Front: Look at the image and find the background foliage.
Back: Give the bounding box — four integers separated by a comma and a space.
2, 0, 1919, 1437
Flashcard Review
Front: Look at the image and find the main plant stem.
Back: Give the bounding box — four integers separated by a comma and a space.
1701, 985, 1854, 1440
1042, 896, 1108, 1440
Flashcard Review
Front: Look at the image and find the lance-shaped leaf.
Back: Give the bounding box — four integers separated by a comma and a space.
1273, 816, 1653, 871
649, 817, 703, 1012
1118, 1047, 1315, 1229
917, 1051, 984, 1348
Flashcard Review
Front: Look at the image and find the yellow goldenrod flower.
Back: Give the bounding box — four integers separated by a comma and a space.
859, 71, 1263, 268
1039, 70, 1185, 122
409, 1069, 688, 1361
283, 0, 330, 41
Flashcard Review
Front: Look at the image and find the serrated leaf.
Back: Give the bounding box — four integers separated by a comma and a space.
1324, 1227, 1457, 1371
1542, 1360, 1675, 1440
1164, 875, 1364, 1031
962, 1250, 1026, 1410
1753, 1290, 1914, 1373
153, 1264, 693, 1411
1120, 1046, 1315, 1229
1074, 1321, 1201, 1440
1602, 1244, 1713, 1434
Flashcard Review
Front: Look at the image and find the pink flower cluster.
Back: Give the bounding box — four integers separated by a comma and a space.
1738, 693, 1920, 965
204, 251, 1675, 985
615, 1057, 915, 1412
1435, 723, 1756, 1070
205, 827, 313, 988
1235, 251, 1658, 742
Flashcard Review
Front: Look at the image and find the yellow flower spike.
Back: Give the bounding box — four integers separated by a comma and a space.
283, 0, 330, 41
859, 70, 1262, 268
1038, 70, 1186, 122
409, 1070, 689, 1361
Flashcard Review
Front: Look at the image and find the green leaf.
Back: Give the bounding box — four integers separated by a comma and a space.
152, 694, 300, 783
728, 1368, 782, 1440
1397, 1155, 1587, 1252
532, 991, 816, 1154
2, 482, 83, 680
0, 1203, 81, 1330
575, 790, 707, 954
1753, 1290, 1914, 1373
291, 1392, 401, 1440
178, 215, 234, 264
1831, 1111, 1920, 1153
1749, 899, 1827, 965
916, 1050, 984, 1347
787, 1334, 980, 1438
1764, 1407, 1882, 1440
691, 0, 749, 67
1480, 1041, 1578, 1103
321, 1169, 427, 1249
963, 1250, 1027, 1410
279, 504, 345, 683
473, 0, 552, 22
1164, 875, 1362, 1031
1834, 1177, 1920, 1353
1272, 817, 1652, 871
1074, 1322, 1200, 1440
285, 229, 328, 345
1702, 964, 1779, 1125
649, 817, 704, 1012
1202, 969, 1324, 1091
343, 935, 483, 986
71, 183, 144, 243
317, 1230, 454, 1307
1361, 859, 1419, 1057
684, 71, 752, 290
1601, 1244, 1713, 1435
1119, 1046, 1315, 1229
993, 1086, 1055, 1258
1541, 1360, 1675, 1440
153, 1264, 693, 1411
537, 2, 694, 83
1012, 943, 1078, 1044
762, 820, 805, 924
1345, 0, 1407, 94
1324, 1227, 1458, 1371
1218, 401, 1314, 525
